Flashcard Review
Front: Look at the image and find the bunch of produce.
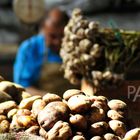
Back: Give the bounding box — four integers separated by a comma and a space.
60, 9, 140, 88
0, 75, 139, 140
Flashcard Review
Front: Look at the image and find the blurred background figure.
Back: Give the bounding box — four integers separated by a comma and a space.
0, 0, 140, 89
13, 8, 73, 96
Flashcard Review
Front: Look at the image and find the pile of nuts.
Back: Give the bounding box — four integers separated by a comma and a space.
0, 76, 139, 140
60, 8, 139, 88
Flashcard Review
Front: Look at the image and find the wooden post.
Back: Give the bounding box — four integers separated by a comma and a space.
81, 79, 95, 96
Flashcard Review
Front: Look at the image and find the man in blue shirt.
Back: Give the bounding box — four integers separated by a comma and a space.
14, 8, 70, 96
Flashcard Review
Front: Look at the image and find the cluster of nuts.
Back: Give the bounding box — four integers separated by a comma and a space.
60, 9, 124, 88
0, 76, 139, 140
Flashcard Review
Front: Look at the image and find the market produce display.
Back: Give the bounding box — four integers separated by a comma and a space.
60, 8, 140, 88
0, 75, 139, 140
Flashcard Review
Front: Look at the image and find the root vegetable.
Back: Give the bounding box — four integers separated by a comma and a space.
13, 83, 25, 92
0, 115, 7, 123
104, 133, 121, 140
43, 93, 61, 104
7, 109, 18, 119
68, 95, 91, 113
72, 135, 86, 140
0, 81, 17, 97
108, 100, 127, 112
0, 91, 12, 103
0, 101, 17, 115
90, 136, 104, 140
19, 96, 41, 109
16, 109, 32, 116
107, 110, 124, 121
63, 89, 85, 101
87, 106, 105, 124
0, 120, 10, 133
69, 114, 87, 130
109, 120, 127, 138
123, 128, 140, 140
21, 91, 31, 99
90, 122, 108, 136
38, 101, 69, 131
32, 99, 46, 117
39, 127, 48, 138
17, 116, 37, 128
91, 96, 109, 112
47, 121, 72, 140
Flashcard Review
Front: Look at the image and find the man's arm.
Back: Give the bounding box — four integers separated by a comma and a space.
26, 86, 46, 96
14, 40, 44, 96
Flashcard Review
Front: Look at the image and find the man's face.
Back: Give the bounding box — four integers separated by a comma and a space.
43, 20, 64, 53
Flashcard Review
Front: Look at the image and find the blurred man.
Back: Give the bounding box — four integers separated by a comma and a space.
14, 8, 72, 96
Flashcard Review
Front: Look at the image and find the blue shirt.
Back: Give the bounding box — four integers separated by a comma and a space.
14, 34, 62, 87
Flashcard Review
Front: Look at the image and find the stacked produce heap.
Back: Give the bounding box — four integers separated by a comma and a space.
60, 9, 140, 88
0, 75, 139, 139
